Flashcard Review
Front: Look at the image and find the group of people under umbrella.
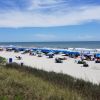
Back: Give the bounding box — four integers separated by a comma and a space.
1, 46, 100, 67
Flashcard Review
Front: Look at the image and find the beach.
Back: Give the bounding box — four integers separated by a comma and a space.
0, 50, 100, 84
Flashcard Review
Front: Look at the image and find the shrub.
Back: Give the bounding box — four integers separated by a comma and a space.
0, 56, 6, 65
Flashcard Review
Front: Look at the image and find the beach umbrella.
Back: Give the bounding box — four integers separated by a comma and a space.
36, 50, 42, 54
69, 51, 80, 55
18, 48, 26, 51
47, 52, 54, 56
96, 54, 100, 58
32, 48, 38, 51
84, 52, 94, 56
41, 49, 51, 53
63, 51, 70, 54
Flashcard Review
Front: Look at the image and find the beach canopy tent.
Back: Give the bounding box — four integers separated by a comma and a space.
68, 51, 80, 57
31, 48, 54, 54
31, 48, 70, 54
69, 51, 80, 55
40, 49, 52, 53
52, 50, 61, 54
83, 53, 94, 60
47, 52, 54, 56
17, 48, 27, 51
48, 52, 54, 54
32, 48, 38, 51
83, 53, 94, 56
13, 47, 28, 52
14, 48, 20, 52
25, 48, 30, 51
96, 54, 100, 58
36, 50, 42, 54
62, 51, 70, 54
47, 52, 54, 58
30, 48, 80, 56
23, 48, 30, 53
19, 48, 30, 53
51, 49, 70, 54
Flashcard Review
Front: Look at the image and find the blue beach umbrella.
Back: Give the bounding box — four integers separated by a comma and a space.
69, 51, 80, 55
17, 48, 26, 51
32, 48, 38, 51
41, 49, 51, 53
63, 51, 70, 54
84, 53, 93, 56
96, 54, 100, 58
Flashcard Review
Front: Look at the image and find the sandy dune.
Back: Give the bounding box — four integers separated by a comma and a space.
0, 51, 100, 84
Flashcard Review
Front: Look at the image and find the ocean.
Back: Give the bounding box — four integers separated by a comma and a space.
0, 41, 100, 49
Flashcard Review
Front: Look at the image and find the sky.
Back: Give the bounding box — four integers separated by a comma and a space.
0, 0, 100, 42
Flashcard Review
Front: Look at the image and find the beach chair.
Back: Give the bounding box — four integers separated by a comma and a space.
59, 57, 67, 60
77, 60, 86, 64
38, 54, 42, 57
83, 63, 89, 67
14, 49, 19, 53
15, 56, 22, 60
48, 54, 54, 58
21, 51, 26, 54
95, 60, 100, 63
0, 48, 3, 51
55, 58, 63, 63
30, 52, 36, 56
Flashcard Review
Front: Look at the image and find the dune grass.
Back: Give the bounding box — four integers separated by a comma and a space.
0, 65, 85, 100
0, 56, 99, 100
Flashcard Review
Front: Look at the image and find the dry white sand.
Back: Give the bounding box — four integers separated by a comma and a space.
0, 51, 100, 84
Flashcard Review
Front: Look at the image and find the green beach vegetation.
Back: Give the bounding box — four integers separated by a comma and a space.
0, 56, 100, 100
0, 56, 6, 65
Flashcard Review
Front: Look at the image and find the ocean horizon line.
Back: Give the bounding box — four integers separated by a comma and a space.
0, 41, 100, 43
0, 41, 100, 49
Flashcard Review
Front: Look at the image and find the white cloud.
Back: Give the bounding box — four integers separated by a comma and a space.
0, 3, 100, 27
27, 0, 61, 10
